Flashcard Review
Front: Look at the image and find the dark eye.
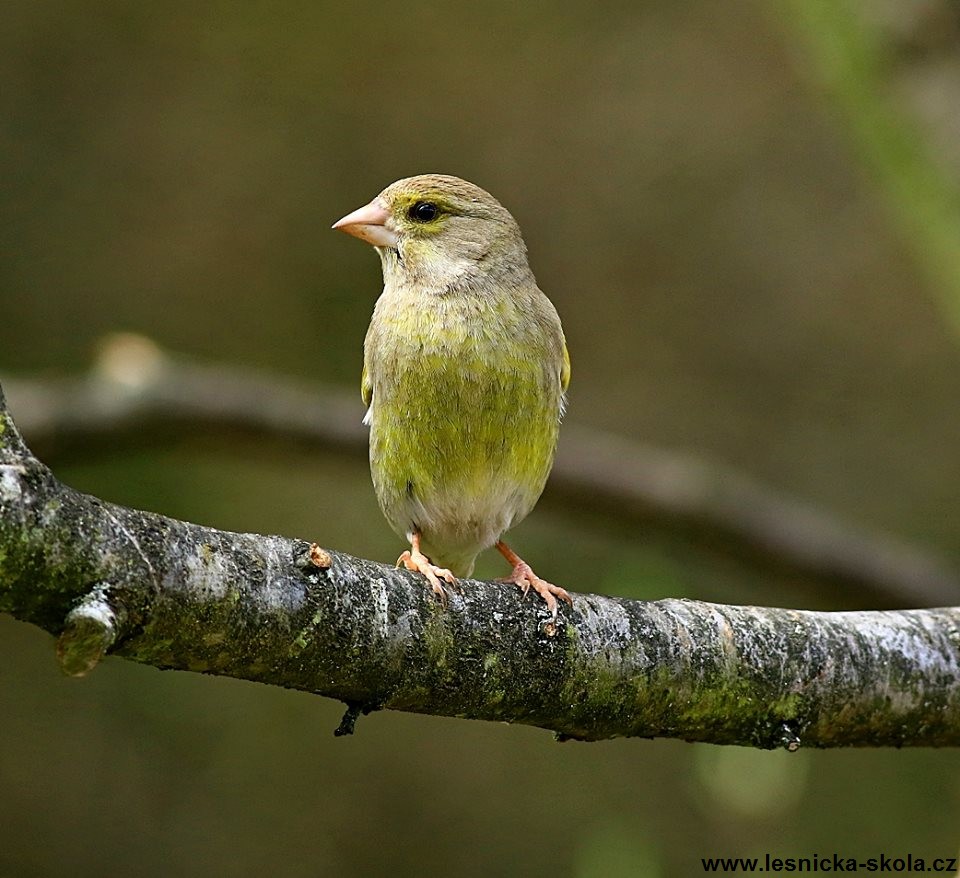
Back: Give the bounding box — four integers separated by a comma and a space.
408, 201, 439, 223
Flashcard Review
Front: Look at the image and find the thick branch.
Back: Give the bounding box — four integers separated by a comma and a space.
4, 334, 958, 608
2, 380, 960, 746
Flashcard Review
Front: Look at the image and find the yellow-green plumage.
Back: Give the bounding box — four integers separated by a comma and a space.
339, 174, 568, 579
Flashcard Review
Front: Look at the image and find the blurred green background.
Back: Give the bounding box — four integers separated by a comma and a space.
3, 0, 960, 875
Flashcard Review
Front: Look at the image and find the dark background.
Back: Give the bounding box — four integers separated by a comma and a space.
2, 1, 960, 875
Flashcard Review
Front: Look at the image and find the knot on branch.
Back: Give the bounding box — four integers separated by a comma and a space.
334, 700, 381, 737
296, 542, 332, 571
778, 721, 802, 752
56, 585, 129, 677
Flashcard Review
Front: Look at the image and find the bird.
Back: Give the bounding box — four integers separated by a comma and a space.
332, 174, 572, 621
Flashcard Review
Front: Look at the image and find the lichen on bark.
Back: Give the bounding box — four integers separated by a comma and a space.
3, 381, 960, 746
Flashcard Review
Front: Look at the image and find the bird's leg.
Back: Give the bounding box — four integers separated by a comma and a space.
397, 531, 457, 603
495, 541, 572, 622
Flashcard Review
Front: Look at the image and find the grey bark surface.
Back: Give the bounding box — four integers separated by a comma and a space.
2, 379, 960, 747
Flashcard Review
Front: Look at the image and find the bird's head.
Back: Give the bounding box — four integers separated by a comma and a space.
333, 174, 531, 293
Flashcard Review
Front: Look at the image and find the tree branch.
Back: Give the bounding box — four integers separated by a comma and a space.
5, 333, 958, 608
2, 377, 960, 746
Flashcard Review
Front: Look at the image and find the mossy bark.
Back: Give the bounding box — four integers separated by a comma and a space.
2, 383, 960, 745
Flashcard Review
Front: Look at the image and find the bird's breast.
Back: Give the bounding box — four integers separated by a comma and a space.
364, 286, 563, 551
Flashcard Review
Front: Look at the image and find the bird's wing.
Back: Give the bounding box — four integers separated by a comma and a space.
361, 362, 373, 426
361, 362, 372, 407
558, 341, 571, 418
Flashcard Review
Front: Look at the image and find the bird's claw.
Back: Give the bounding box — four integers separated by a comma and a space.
397, 549, 457, 604
500, 562, 572, 623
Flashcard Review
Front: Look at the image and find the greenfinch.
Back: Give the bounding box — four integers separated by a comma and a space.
333, 174, 572, 620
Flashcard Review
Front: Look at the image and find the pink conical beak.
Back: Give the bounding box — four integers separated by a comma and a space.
332, 200, 397, 248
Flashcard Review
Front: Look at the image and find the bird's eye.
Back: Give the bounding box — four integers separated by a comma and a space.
408, 201, 439, 223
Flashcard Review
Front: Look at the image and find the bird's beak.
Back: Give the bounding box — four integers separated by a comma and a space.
332, 199, 398, 248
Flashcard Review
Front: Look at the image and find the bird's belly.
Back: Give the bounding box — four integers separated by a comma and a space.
368, 357, 559, 573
